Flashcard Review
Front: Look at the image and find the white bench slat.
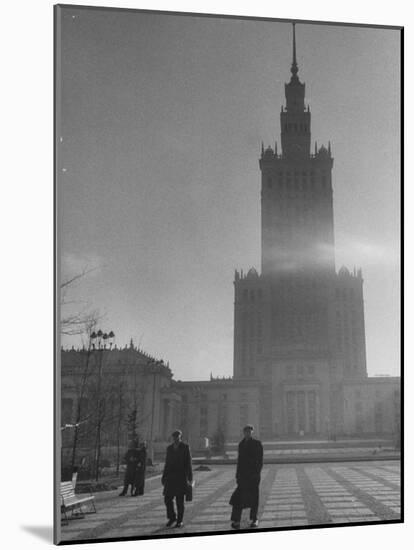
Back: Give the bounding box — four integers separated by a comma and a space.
63, 495, 94, 505
60, 482, 95, 510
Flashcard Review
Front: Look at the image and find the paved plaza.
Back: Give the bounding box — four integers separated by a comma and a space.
60, 460, 401, 542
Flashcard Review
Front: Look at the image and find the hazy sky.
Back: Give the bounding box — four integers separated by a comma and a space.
57, 7, 400, 380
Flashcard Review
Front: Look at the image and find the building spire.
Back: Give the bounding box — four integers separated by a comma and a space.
290, 22, 299, 80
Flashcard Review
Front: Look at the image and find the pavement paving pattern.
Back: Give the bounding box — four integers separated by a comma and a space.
60, 460, 401, 542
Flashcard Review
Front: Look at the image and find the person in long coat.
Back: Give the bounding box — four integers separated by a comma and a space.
119, 440, 140, 496
132, 441, 147, 496
162, 430, 193, 528
229, 424, 263, 529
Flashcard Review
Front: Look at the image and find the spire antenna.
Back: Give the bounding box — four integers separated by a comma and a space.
293, 22, 297, 65
290, 22, 298, 78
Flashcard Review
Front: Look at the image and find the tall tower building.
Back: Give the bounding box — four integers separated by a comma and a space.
233, 24, 367, 438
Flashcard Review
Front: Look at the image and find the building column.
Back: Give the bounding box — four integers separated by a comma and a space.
162, 399, 170, 440
305, 391, 309, 434
293, 392, 298, 434
315, 392, 320, 433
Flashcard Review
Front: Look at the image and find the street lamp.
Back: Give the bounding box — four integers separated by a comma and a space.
91, 330, 115, 350
90, 329, 115, 480
148, 359, 164, 465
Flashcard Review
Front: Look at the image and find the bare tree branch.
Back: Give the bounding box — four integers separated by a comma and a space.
60, 266, 98, 289
60, 265, 102, 336
61, 309, 103, 336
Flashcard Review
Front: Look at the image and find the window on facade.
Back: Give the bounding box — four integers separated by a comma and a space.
286, 391, 295, 434
242, 313, 248, 339
181, 394, 189, 422
240, 404, 249, 426
297, 391, 306, 432
219, 405, 228, 429
308, 391, 316, 433
250, 290, 255, 302
308, 365, 315, 375
78, 397, 88, 416
374, 402, 383, 433
200, 406, 208, 436
62, 398, 73, 425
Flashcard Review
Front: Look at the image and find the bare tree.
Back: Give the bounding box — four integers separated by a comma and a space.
62, 317, 99, 470
60, 266, 102, 336
112, 368, 128, 474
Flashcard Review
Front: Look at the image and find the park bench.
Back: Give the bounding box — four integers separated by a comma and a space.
60, 481, 96, 524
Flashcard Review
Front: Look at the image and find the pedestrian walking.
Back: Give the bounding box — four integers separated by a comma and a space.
132, 441, 147, 496
162, 430, 193, 528
119, 440, 140, 496
229, 424, 263, 529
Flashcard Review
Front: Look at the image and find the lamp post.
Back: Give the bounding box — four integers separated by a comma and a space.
148, 359, 164, 465
90, 329, 115, 481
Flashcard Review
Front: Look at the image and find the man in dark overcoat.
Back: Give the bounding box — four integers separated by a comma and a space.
229, 424, 263, 529
162, 430, 193, 528
119, 439, 140, 496
132, 441, 147, 496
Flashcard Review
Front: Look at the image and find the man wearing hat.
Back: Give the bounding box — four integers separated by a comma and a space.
161, 430, 193, 528
229, 424, 263, 529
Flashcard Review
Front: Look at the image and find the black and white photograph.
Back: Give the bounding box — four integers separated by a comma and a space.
54, 5, 402, 545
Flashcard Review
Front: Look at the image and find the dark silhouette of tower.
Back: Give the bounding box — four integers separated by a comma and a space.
233, 23, 367, 438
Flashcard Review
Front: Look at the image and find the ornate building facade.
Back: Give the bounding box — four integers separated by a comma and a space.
60, 343, 181, 465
